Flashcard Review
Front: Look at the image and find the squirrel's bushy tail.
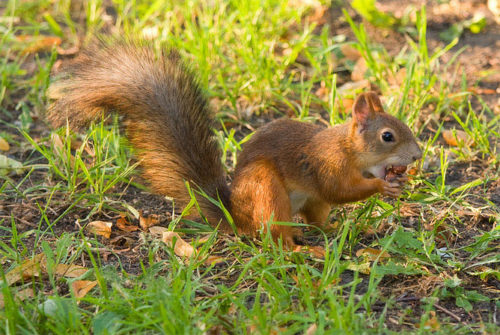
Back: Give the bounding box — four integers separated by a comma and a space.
48, 39, 231, 230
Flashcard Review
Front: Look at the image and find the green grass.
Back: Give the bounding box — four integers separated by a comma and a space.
1, 0, 499, 333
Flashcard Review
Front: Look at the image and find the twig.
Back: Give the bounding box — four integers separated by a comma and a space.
434, 303, 462, 323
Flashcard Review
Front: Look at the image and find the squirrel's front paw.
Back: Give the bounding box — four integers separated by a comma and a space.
381, 180, 403, 198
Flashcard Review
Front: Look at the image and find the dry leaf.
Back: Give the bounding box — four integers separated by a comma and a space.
467, 87, 497, 95
442, 129, 472, 147
162, 232, 195, 258
347, 261, 371, 274
4, 253, 45, 285
0, 288, 34, 308
204, 255, 226, 266
339, 98, 354, 113
337, 79, 370, 94
293, 245, 325, 258
314, 81, 329, 101
196, 235, 212, 244
351, 58, 368, 82
22, 36, 61, 54
489, 0, 500, 23
0, 138, 9, 151
110, 236, 133, 251
340, 44, 361, 61
142, 26, 159, 40
116, 215, 139, 232
86, 221, 112, 238
0, 154, 23, 176
355, 248, 390, 261
388, 68, 407, 87
139, 213, 159, 230
4, 253, 89, 285
494, 97, 500, 115
407, 167, 418, 176
54, 264, 88, 278
71, 280, 97, 299
56, 44, 80, 56
305, 323, 318, 335
307, 245, 325, 258
149, 226, 169, 236
416, 311, 440, 330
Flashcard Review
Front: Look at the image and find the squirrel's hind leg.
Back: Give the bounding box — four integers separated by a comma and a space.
299, 198, 331, 228
230, 160, 300, 247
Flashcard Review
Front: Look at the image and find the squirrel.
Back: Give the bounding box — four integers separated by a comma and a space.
47, 40, 422, 248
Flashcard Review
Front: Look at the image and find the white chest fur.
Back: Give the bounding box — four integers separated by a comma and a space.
289, 190, 309, 214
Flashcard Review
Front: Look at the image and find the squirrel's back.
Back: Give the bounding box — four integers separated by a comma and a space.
48, 39, 230, 227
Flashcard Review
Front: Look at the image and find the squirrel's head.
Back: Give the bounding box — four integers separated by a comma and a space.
350, 91, 422, 180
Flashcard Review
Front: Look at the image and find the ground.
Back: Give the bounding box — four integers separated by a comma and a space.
0, 0, 499, 334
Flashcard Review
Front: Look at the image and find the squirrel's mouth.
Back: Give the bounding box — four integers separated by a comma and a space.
363, 164, 407, 180
384, 165, 407, 181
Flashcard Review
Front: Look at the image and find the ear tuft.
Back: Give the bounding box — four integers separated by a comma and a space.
352, 91, 384, 131
365, 92, 384, 114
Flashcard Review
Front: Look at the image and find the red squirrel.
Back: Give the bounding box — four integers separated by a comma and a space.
47, 40, 421, 248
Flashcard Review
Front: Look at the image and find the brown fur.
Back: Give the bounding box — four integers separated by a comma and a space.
231, 93, 421, 246
48, 40, 421, 248
47, 39, 231, 229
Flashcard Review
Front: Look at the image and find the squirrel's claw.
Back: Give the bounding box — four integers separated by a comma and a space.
382, 181, 403, 198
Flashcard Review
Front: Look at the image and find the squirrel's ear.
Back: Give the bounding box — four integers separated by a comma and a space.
365, 92, 384, 114
352, 91, 384, 131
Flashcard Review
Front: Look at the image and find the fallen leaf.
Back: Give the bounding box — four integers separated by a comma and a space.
0, 138, 9, 151
388, 68, 407, 86
139, 213, 159, 230
142, 26, 159, 40
86, 221, 112, 238
468, 266, 500, 281
56, 44, 80, 56
339, 98, 354, 113
196, 235, 212, 244
162, 232, 195, 258
305, 323, 318, 335
356, 248, 390, 261
53, 264, 88, 278
494, 97, 500, 115
347, 261, 371, 274
4, 253, 45, 285
416, 311, 440, 330
0, 288, 34, 308
116, 215, 139, 232
340, 44, 361, 61
489, 0, 500, 23
149, 226, 169, 236
407, 167, 418, 176
467, 87, 497, 95
351, 57, 368, 82
294, 245, 325, 258
110, 236, 133, 250
399, 203, 422, 217
337, 79, 370, 94
16, 287, 34, 299
442, 129, 472, 147
314, 81, 329, 101
0, 154, 23, 176
22, 36, 61, 54
204, 255, 226, 266
306, 3, 327, 24
71, 280, 97, 299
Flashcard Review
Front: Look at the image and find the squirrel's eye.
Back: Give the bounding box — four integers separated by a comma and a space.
381, 131, 394, 142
